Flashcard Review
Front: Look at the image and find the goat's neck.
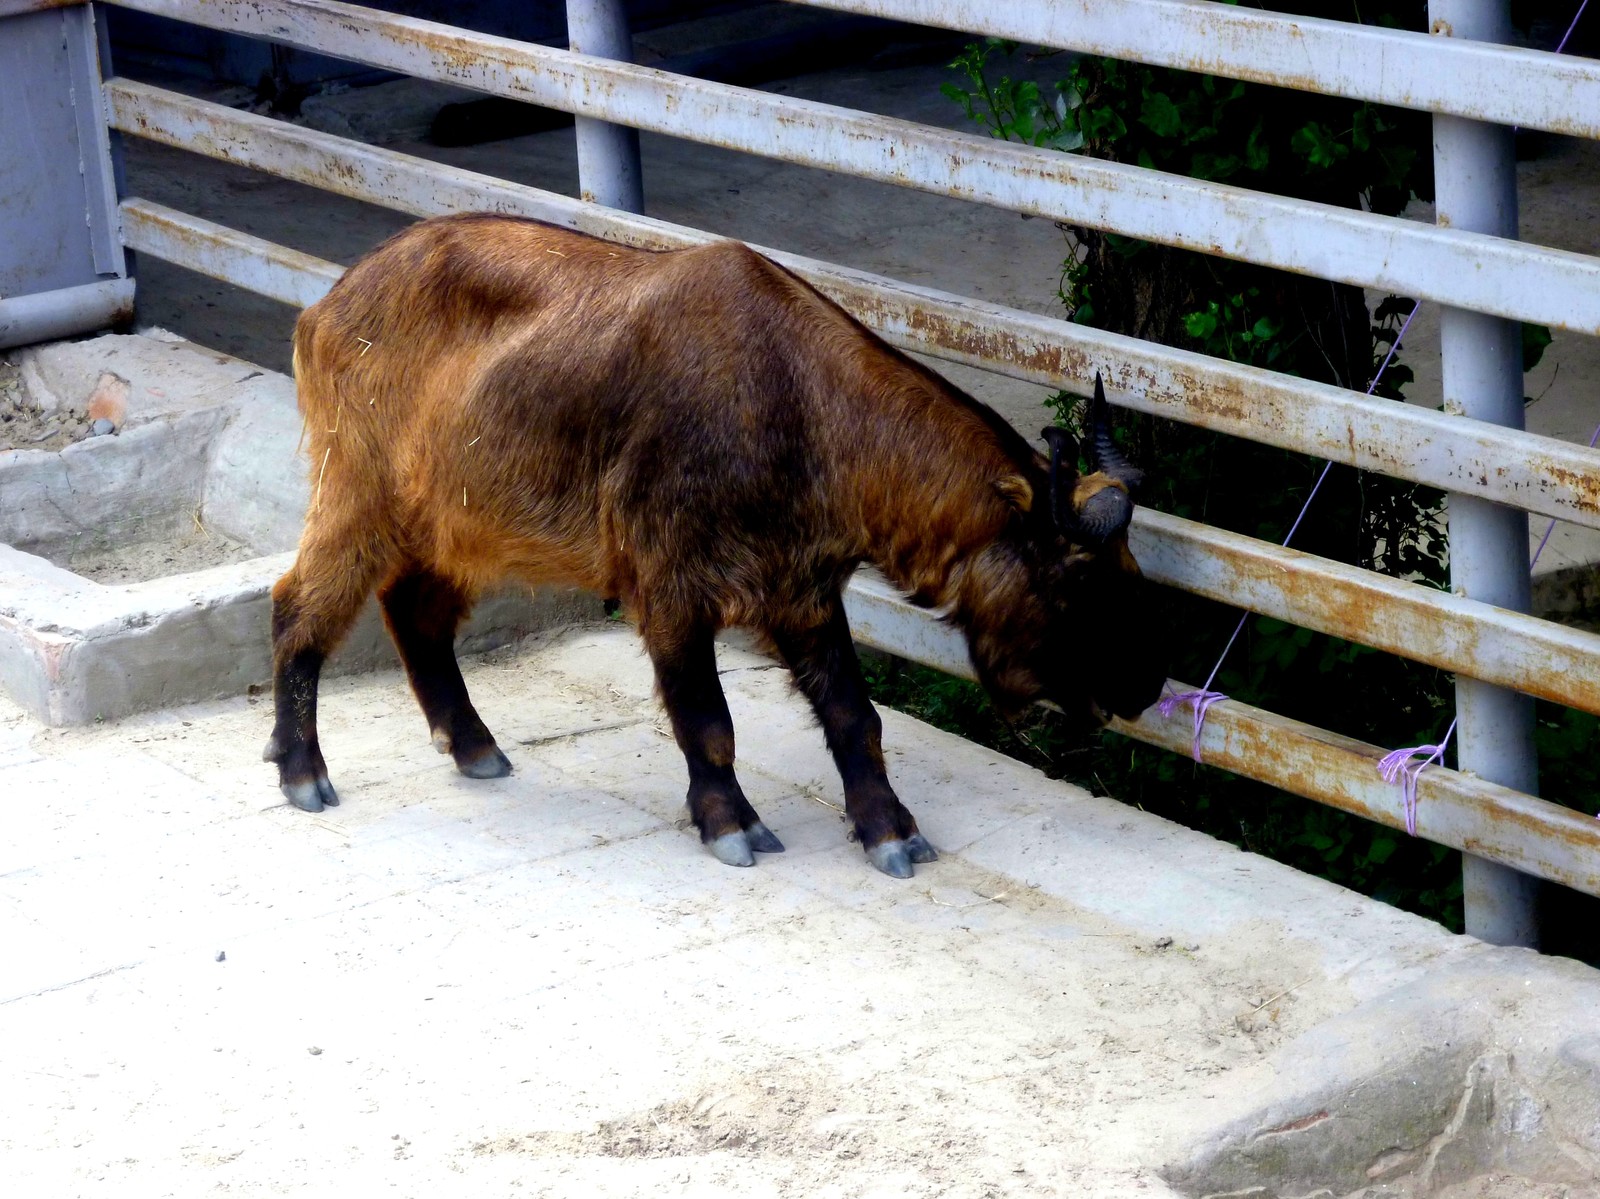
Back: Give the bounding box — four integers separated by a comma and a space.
843, 399, 1015, 609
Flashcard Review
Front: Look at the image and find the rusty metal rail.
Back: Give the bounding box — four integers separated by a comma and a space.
1128, 510, 1600, 719
118, 199, 342, 306
843, 574, 1600, 900
104, 0, 1600, 337
102, 82, 1600, 533
792, 0, 1600, 141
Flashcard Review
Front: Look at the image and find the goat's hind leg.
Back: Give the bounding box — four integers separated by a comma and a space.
647, 622, 783, 867
380, 568, 510, 779
770, 599, 936, 878
265, 561, 382, 811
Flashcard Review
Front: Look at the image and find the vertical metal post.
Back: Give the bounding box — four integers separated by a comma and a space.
0, 1, 132, 349
566, 0, 643, 212
1430, 0, 1539, 948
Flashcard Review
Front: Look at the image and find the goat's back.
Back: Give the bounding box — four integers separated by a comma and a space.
291, 215, 900, 621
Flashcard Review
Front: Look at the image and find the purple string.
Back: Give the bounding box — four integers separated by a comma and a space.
1556, 0, 1590, 53
1158, 687, 1229, 762
1161, 299, 1423, 761
1376, 0, 1595, 831
1377, 719, 1456, 837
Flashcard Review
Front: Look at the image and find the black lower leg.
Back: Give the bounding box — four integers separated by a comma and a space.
772, 600, 934, 877
381, 570, 508, 779
263, 643, 339, 812
649, 624, 780, 866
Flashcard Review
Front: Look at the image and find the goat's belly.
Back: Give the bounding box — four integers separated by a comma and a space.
412, 506, 609, 597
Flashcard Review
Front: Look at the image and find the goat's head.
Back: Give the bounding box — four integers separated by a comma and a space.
961, 375, 1167, 729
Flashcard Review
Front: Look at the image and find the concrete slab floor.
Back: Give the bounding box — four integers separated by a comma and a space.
2, 623, 1597, 1198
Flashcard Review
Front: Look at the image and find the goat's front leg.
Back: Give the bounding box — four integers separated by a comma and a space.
646, 622, 784, 867
770, 600, 937, 878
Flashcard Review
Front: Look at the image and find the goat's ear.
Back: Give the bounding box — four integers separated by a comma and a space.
994, 474, 1034, 513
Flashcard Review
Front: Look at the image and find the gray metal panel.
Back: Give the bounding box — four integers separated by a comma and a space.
0, 5, 126, 332
65, 3, 121, 276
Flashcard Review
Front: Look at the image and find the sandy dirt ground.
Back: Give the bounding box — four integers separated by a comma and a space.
0, 357, 93, 452
54, 524, 259, 584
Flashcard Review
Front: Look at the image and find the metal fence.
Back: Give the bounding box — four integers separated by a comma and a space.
5, 0, 1599, 941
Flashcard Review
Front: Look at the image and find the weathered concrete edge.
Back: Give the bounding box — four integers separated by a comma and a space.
1157, 951, 1600, 1196
0, 540, 603, 724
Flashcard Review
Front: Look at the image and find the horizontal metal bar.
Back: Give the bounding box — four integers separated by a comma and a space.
103, 0, 1600, 336
0, 279, 134, 351
118, 199, 342, 308
792, 0, 1600, 142
104, 82, 1600, 531
844, 573, 1600, 900
1130, 510, 1600, 718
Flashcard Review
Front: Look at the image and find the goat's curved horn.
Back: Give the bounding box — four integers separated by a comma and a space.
1073, 485, 1135, 545
1040, 425, 1078, 534
1086, 373, 1144, 493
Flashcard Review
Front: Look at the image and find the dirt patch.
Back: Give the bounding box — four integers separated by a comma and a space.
0, 358, 94, 452
52, 525, 259, 584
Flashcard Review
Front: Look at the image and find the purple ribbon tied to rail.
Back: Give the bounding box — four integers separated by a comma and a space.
1376, 725, 1454, 838
1158, 688, 1228, 763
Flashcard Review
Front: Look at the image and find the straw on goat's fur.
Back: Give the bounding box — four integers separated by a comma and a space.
314, 446, 332, 512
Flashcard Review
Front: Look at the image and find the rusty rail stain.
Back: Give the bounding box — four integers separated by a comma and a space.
0, 0, 85, 15
118, 199, 341, 308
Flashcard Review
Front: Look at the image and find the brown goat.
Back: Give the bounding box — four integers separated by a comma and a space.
263, 214, 1165, 877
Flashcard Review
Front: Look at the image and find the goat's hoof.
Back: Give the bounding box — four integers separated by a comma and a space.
866, 839, 915, 879
904, 833, 938, 864
456, 744, 512, 779
745, 821, 785, 854
282, 775, 339, 812
709, 829, 756, 867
